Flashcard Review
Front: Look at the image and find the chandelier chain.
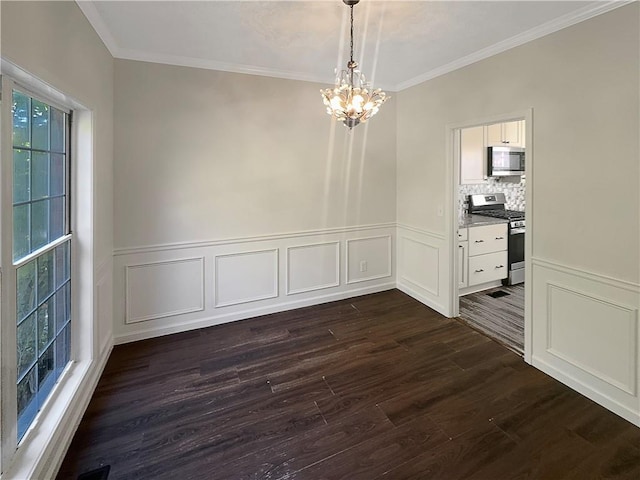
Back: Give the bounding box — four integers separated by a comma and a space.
350, 5, 354, 65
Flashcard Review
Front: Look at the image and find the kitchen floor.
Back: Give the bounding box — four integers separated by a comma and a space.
458, 284, 524, 355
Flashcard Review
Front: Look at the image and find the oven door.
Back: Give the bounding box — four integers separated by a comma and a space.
507, 227, 525, 284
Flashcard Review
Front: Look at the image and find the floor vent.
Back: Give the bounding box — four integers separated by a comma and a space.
487, 290, 510, 298
78, 465, 110, 480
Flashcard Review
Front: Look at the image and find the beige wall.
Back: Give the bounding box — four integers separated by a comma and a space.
114, 60, 397, 250
397, 3, 639, 284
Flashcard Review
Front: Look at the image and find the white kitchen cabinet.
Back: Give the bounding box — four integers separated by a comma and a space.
468, 223, 508, 256
460, 125, 486, 184
467, 223, 508, 287
486, 120, 525, 147
468, 250, 507, 286
458, 240, 468, 288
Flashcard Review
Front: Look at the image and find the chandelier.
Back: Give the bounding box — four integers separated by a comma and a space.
321, 0, 388, 129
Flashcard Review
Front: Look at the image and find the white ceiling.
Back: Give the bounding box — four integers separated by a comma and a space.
77, 0, 626, 91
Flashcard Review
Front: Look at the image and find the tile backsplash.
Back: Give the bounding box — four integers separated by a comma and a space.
459, 177, 526, 218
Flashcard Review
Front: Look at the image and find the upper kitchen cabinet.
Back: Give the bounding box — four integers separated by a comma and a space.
460, 125, 486, 184
486, 120, 525, 147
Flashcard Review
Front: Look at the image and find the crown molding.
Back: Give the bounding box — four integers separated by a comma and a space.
394, 0, 635, 91
114, 48, 328, 86
114, 47, 397, 91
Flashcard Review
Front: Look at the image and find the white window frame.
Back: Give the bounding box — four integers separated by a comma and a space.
1, 62, 95, 479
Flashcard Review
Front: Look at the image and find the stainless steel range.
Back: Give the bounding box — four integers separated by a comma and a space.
468, 193, 524, 285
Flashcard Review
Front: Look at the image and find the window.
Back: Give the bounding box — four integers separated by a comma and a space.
11, 89, 72, 441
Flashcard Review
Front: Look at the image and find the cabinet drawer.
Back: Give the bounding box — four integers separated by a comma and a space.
457, 228, 468, 241
468, 223, 507, 256
468, 251, 508, 286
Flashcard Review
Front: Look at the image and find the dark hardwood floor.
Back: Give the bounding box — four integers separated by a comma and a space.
57, 289, 640, 480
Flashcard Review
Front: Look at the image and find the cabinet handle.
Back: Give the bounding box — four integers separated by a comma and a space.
474, 240, 484, 243
495, 265, 504, 269
502, 141, 510, 144
475, 269, 484, 273
495, 236, 504, 240
459, 245, 463, 248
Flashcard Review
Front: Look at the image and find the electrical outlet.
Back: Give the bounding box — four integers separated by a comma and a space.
359, 260, 368, 272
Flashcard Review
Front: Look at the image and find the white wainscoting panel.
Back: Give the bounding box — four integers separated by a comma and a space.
125, 257, 205, 323
215, 249, 279, 307
346, 235, 392, 284
395, 226, 449, 317
287, 242, 340, 295
547, 283, 637, 395
400, 237, 439, 295
532, 258, 640, 426
113, 224, 396, 344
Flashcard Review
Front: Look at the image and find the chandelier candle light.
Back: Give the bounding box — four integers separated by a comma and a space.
321, 0, 388, 129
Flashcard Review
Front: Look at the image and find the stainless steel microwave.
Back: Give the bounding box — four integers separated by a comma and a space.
487, 146, 525, 176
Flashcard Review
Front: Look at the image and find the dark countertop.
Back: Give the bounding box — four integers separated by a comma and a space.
458, 214, 509, 229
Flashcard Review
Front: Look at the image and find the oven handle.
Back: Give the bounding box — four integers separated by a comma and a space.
510, 227, 525, 235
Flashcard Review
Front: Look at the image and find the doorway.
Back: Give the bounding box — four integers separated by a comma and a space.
448, 110, 532, 362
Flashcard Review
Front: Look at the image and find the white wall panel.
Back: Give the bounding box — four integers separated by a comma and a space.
215, 249, 278, 307
113, 225, 396, 343
287, 242, 339, 295
395, 226, 450, 317
346, 236, 392, 284
399, 236, 439, 296
125, 257, 205, 323
547, 284, 637, 395
532, 258, 640, 426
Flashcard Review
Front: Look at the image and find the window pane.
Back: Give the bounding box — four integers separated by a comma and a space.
17, 313, 36, 379
13, 204, 30, 261
17, 260, 36, 322
50, 153, 65, 196
31, 152, 49, 200
50, 108, 65, 153
12, 91, 31, 148
55, 324, 71, 375
37, 344, 55, 388
17, 366, 37, 418
65, 280, 71, 323
49, 197, 64, 241
31, 200, 49, 250
54, 285, 68, 334
37, 301, 54, 353
54, 241, 70, 288
37, 250, 54, 304
31, 99, 50, 151
13, 149, 31, 203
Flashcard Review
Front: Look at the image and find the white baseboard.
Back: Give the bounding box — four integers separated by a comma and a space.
533, 356, 640, 427
114, 282, 396, 344
396, 281, 449, 318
